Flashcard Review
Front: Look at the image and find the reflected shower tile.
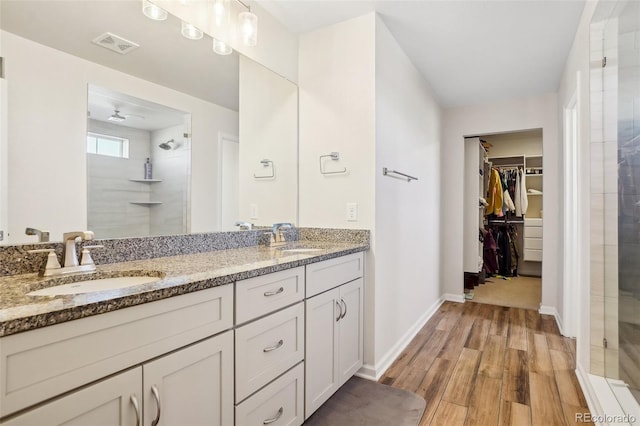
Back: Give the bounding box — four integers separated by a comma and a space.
604, 194, 618, 245
591, 193, 605, 242
591, 243, 605, 297
591, 67, 603, 93
591, 294, 605, 344
604, 296, 619, 350
591, 345, 606, 376
591, 142, 604, 194
604, 244, 619, 299
605, 348, 620, 379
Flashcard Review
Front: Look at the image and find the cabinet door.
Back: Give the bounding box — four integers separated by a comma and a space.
142, 331, 233, 426
304, 287, 340, 419
2, 368, 140, 426
338, 278, 364, 386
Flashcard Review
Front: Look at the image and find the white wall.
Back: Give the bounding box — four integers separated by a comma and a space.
373, 15, 442, 377
442, 94, 559, 311
298, 13, 443, 379
557, 0, 596, 374
238, 56, 297, 226
2, 31, 237, 243
298, 13, 377, 371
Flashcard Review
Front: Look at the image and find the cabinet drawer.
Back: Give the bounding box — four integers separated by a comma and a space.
235, 363, 304, 426
524, 248, 542, 262
236, 267, 304, 325
524, 237, 543, 250
235, 303, 304, 402
306, 252, 364, 298
0, 285, 233, 417
525, 226, 543, 239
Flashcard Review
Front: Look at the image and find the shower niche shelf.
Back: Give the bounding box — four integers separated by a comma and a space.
129, 201, 163, 206
129, 179, 163, 183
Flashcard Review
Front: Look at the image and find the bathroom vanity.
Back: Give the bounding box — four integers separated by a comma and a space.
0, 231, 367, 425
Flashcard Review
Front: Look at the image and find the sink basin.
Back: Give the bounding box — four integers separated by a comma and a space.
279, 248, 324, 254
27, 276, 161, 296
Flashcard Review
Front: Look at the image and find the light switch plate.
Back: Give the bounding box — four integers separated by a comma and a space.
346, 203, 358, 221
250, 204, 258, 220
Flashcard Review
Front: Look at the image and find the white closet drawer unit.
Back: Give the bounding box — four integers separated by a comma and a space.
235, 303, 304, 402
524, 237, 543, 250
236, 267, 305, 325
235, 363, 304, 426
306, 252, 364, 298
524, 249, 543, 262
525, 226, 543, 239
525, 218, 543, 227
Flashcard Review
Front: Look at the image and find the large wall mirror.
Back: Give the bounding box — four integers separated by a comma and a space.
0, 0, 298, 244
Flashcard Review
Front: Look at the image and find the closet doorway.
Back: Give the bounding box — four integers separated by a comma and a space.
463, 130, 543, 310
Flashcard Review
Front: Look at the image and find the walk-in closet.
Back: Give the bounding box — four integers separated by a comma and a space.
463, 130, 543, 309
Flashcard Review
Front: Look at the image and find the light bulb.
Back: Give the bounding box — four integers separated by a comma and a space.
181, 22, 203, 40
142, 0, 167, 21
212, 0, 228, 28
213, 38, 232, 55
238, 11, 258, 47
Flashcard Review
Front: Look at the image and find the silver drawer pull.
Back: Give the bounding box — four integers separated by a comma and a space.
263, 339, 284, 352
340, 299, 347, 319
264, 287, 284, 297
151, 385, 162, 426
130, 395, 141, 426
336, 301, 342, 322
263, 407, 283, 424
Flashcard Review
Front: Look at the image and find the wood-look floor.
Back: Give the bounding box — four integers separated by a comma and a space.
379, 301, 592, 426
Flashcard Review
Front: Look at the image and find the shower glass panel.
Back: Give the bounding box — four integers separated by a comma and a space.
610, 0, 640, 410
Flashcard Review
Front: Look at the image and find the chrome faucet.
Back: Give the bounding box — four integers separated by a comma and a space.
25, 227, 50, 242
234, 221, 253, 230
269, 223, 292, 247
63, 231, 95, 267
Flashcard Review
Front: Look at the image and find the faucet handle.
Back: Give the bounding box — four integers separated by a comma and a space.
63, 231, 95, 242
80, 245, 103, 266
27, 249, 62, 274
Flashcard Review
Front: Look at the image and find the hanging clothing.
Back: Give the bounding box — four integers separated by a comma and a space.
483, 229, 499, 275
503, 189, 516, 213
520, 168, 528, 215
486, 169, 504, 216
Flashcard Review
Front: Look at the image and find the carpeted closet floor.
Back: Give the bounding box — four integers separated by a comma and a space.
470, 276, 541, 311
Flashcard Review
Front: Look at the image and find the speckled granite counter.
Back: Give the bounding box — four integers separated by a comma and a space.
0, 240, 368, 337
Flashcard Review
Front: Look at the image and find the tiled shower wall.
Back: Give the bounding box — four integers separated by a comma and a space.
589, 17, 619, 378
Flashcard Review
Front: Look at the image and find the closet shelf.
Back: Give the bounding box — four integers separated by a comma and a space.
129, 201, 163, 206
129, 178, 163, 183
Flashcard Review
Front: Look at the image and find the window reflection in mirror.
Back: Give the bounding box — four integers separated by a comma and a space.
87, 85, 191, 239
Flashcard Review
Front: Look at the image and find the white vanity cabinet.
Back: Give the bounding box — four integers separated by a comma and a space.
304, 253, 364, 419
0, 285, 233, 422
234, 266, 306, 426
3, 332, 234, 426
2, 368, 141, 426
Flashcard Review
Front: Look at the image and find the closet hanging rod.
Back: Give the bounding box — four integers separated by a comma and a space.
382, 167, 418, 182
491, 164, 522, 168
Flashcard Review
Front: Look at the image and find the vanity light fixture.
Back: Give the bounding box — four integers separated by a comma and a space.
213, 38, 233, 55
238, 9, 258, 47
142, 0, 167, 21
181, 21, 203, 40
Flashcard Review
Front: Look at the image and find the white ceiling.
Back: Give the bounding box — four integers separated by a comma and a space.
258, 0, 587, 108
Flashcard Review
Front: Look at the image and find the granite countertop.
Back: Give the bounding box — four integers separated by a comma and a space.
0, 241, 368, 337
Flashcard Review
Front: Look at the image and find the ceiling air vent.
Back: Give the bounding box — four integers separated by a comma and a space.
92, 32, 139, 55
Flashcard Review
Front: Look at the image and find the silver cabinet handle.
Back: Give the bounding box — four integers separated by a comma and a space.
340, 299, 347, 319
263, 339, 284, 352
130, 395, 141, 426
336, 301, 342, 322
264, 287, 284, 297
151, 385, 162, 426
263, 407, 283, 425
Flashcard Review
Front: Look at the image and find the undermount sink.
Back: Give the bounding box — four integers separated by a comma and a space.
27, 275, 162, 296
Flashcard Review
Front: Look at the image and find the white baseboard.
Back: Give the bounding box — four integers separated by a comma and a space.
356, 295, 446, 381
539, 305, 566, 336
443, 293, 465, 303
576, 363, 603, 418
